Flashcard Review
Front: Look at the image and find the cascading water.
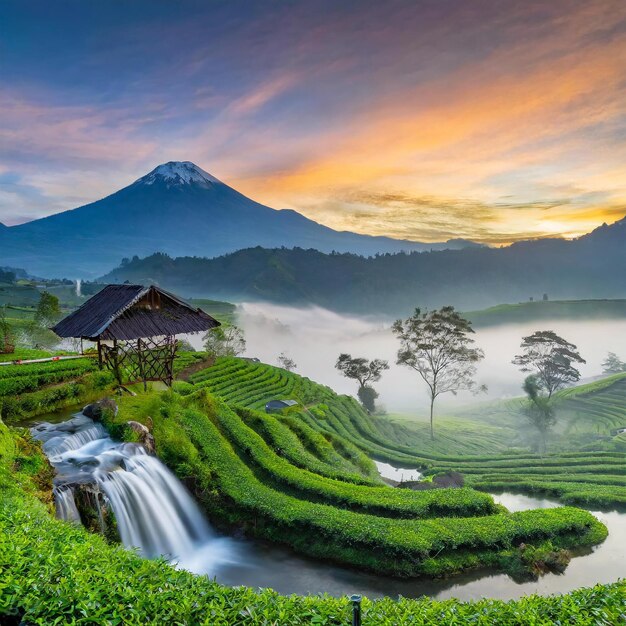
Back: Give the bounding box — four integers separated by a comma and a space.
32, 412, 235, 571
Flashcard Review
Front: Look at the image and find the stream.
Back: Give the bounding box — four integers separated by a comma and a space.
31, 409, 626, 601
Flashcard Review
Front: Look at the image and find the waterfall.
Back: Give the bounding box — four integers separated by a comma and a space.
42, 422, 108, 459
76, 278, 82, 297
95, 449, 212, 558
32, 413, 232, 570
54, 486, 81, 524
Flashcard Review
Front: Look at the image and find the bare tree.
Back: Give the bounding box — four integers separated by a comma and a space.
335, 354, 389, 413
392, 306, 485, 439
512, 330, 585, 398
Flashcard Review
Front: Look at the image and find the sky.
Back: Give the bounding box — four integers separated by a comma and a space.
1, 0, 625, 244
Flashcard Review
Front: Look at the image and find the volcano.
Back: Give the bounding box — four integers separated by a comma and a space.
0, 161, 479, 278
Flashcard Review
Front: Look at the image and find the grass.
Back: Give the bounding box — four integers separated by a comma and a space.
188, 297, 237, 324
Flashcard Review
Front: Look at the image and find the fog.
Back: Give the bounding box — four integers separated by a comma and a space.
221, 302, 626, 416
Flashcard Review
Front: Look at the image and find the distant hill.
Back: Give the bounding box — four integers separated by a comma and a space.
465, 299, 626, 327
0, 161, 480, 278
101, 220, 626, 314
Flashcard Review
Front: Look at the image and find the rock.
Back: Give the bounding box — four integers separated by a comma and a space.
83, 398, 118, 422
127, 420, 156, 455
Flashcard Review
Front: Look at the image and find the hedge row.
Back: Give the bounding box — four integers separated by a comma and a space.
239, 408, 380, 485
149, 392, 606, 578
0, 359, 96, 396
218, 405, 499, 519
0, 370, 114, 423
188, 359, 626, 508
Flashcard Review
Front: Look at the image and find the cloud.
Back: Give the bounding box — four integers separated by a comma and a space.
1, 0, 625, 241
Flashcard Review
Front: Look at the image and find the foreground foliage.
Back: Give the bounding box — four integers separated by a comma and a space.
0, 419, 624, 625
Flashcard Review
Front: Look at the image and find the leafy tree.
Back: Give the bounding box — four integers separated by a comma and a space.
203, 324, 246, 358
335, 353, 389, 413
277, 352, 297, 371
512, 330, 585, 398
0, 307, 15, 353
357, 385, 379, 414
35, 291, 61, 327
602, 352, 626, 375
522, 374, 556, 455
393, 306, 484, 439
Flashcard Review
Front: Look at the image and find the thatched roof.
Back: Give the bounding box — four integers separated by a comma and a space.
52, 284, 220, 340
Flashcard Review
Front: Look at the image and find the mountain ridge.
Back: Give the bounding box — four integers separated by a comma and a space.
0, 161, 481, 278
100, 218, 626, 314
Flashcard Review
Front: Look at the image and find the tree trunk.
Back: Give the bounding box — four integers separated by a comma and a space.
429, 395, 435, 440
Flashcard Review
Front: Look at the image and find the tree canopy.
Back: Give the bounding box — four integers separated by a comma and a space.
602, 352, 626, 375
35, 291, 61, 327
512, 330, 585, 397
204, 325, 246, 358
393, 306, 484, 439
335, 354, 389, 413
277, 352, 297, 371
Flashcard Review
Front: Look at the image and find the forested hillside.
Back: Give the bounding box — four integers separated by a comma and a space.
102, 218, 626, 313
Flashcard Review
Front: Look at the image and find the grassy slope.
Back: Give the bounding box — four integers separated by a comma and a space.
197, 358, 626, 509
2, 455, 623, 623
465, 298, 626, 327
104, 387, 604, 580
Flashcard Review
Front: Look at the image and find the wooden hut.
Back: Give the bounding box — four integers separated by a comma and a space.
52, 284, 219, 387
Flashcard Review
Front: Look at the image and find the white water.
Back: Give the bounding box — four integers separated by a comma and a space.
375, 461, 422, 482
53, 486, 81, 524
32, 414, 236, 571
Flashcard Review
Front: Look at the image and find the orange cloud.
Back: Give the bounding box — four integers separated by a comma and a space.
226, 3, 626, 243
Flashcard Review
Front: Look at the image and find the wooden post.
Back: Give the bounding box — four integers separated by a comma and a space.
138, 338, 147, 391
112, 338, 122, 385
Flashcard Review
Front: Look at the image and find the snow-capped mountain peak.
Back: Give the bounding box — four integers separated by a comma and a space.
135, 161, 222, 187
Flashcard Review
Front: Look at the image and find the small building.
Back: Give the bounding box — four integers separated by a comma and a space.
52, 284, 219, 387
265, 399, 298, 414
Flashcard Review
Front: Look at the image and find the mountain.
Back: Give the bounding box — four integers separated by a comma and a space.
101, 214, 626, 314
0, 161, 480, 278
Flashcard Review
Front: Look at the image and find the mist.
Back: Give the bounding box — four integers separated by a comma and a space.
216, 302, 626, 416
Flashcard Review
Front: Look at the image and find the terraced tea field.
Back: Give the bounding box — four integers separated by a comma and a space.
188, 358, 626, 510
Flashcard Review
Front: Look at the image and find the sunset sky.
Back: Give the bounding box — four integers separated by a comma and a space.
1, 0, 625, 244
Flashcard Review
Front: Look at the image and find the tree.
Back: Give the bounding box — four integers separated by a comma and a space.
392, 306, 484, 439
277, 352, 297, 371
512, 330, 585, 398
522, 375, 556, 455
203, 324, 246, 358
335, 353, 389, 413
35, 291, 61, 327
0, 306, 15, 353
357, 385, 379, 414
602, 352, 626, 375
